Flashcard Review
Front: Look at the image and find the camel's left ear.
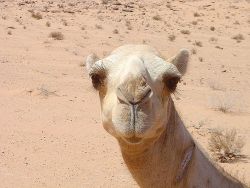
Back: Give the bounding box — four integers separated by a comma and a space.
167, 49, 189, 75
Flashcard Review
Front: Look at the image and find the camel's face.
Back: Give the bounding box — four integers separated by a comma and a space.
86, 45, 189, 146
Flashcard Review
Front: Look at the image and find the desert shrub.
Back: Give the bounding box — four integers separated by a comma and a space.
31, 12, 42, 20
49, 31, 64, 40
194, 40, 203, 47
46, 21, 51, 27
209, 129, 245, 163
180, 29, 190, 35
210, 26, 215, 31
208, 80, 224, 91
232, 34, 244, 43
191, 48, 197, 55
95, 24, 103, 29
101, 0, 109, 4
113, 29, 119, 34
193, 12, 201, 17
125, 20, 132, 30
210, 94, 233, 113
198, 57, 203, 62
209, 37, 218, 42
168, 34, 176, 41
191, 21, 198, 25
152, 15, 161, 21
37, 86, 58, 97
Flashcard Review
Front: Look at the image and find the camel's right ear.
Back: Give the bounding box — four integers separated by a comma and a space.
85, 54, 106, 90
86, 53, 100, 74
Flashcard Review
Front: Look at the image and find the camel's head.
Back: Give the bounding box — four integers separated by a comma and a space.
86, 47, 189, 152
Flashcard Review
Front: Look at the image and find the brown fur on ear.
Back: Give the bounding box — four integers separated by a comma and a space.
163, 76, 180, 93
89, 64, 106, 90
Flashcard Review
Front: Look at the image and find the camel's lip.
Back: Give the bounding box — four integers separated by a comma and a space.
122, 136, 142, 144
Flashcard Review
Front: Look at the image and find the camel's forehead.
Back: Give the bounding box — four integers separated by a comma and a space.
105, 53, 175, 83
120, 56, 147, 78
107, 55, 152, 86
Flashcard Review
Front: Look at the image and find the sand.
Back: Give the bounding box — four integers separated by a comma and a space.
0, 0, 249, 187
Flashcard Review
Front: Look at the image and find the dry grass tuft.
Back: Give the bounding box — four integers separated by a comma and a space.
193, 12, 201, 17
210, 26, 215, 31
46, 21, 51, 27
209, 129, 245, 163
125, 20, 132, 30
198, 57, 203, 62
191, 21, 198, 25
31, 12, 43, 20
62, 19, 68, 26
37, 86, 58, 98
191, 48, 197, 55
113, 29, 119, 34
233, 21, 240, 25
79, 61, 86, 67
232, 34, 244, 43
166, 3, 172, 9
95, 24, 103, 29
49, 31, 64, 40
194, 41, 203, 47
101, 0, 109, 4
180, 29, 190, 35
209, 94, 234, 113
208, 80, 224, 91
168, 34, 176, 41
209, 37, 218, 42
152, 15, 162, 21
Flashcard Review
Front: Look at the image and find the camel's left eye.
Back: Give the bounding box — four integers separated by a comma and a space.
163, 76, 180, 93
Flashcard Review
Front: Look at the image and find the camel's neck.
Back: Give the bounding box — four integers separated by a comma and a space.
120, 98, 245, 188
120, 98, 194, 187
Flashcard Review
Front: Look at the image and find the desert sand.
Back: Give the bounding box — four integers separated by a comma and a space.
0, 0, 249, 187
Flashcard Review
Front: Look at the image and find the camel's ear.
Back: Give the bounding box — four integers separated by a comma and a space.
167, 49, 189, 75
85, 54, 106, 90
86, 53, 99, 74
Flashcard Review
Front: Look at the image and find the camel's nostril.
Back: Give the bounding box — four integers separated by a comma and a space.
117, 85, 152, 105
117, 88, 130, 104
143, 88, 152, 100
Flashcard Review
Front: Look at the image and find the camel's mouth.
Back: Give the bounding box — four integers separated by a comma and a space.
123, 136, 142, 144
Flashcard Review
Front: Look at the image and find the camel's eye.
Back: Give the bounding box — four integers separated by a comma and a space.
90, 72, 106, 90
163, 76, 180, 93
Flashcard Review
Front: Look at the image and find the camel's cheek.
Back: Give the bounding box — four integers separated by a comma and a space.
101, 92, 119, 137
137, 97, 166, 138
112, 104, 134, 137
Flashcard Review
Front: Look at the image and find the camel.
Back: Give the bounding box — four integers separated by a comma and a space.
86, 44, 246, 188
